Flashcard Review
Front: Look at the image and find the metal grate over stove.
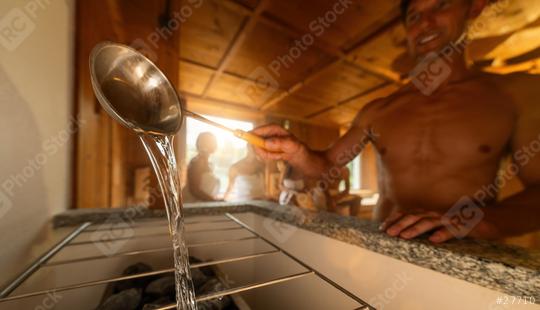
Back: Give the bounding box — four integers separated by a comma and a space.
0, 213, 374, 310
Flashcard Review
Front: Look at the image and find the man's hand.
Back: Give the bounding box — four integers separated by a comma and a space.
251, 124, 307, 164
379, 210, 456, 243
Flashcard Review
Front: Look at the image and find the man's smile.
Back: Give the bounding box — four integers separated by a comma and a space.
416, 30, 444, 47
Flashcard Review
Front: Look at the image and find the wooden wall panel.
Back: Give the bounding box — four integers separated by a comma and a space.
75, 0, 117, 209
75, 0, 181, 209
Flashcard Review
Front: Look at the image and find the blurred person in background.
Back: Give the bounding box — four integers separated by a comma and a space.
183, 132, 221, 202
224, 145, 266, 201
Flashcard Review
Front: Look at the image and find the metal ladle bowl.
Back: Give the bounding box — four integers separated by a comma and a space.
90, 42, 183, 136
89, 41, 267, 149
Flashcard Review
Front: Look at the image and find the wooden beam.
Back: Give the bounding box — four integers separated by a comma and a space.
188, 0, 404, 118
201, 0, 269, 98
221, 0, 252, 15
183, 92, 338, 129
179, 57, 290, 94
259, 15, 403, 112
224, 0, 402, 83
260, 60, 344, 110
338, 83, 400, 108
306, 82, 400, 119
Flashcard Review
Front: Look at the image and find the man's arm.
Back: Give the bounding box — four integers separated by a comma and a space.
476, 91, 540, 238
251, 102, 377, 179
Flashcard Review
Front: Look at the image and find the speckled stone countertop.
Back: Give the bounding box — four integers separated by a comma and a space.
54, 201, 540, 301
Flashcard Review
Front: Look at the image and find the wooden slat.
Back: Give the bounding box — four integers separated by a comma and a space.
309, 105, 358, 127
267, 94, 331, 118
347, 21, 408, 80
263, 0, 401, 49
75, 0, 118, 209
179, 57, 290, 108
260, 60, 343, 111
206, 73, 278, 107
201, 0, 270, 97
292, 62, 386, 108
342, 83, 401, 110
184, 92, 338, 128
259, 15, 403, 111
306, 82, 400, 120
179, 60, 214, 95
180, 0, 246, 67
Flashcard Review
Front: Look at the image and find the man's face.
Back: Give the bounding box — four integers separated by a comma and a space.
404, 0, 471, 58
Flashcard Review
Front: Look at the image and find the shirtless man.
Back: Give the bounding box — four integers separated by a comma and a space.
252, 0, 540, 243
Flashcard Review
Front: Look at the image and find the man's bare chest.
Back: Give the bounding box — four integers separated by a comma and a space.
370, 91, 515, 167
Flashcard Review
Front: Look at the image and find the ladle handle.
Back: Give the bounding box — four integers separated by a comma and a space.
234, 130, 266, 149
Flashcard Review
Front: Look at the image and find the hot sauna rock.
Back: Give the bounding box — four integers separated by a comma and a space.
97, 258, 239, 310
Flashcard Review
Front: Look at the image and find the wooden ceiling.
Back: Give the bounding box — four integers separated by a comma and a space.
178, 0, 540, 128
178, 0, 404, 128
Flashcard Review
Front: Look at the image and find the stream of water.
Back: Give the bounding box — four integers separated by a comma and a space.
140, 134, 197, 310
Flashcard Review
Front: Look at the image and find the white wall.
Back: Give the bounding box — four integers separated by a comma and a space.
0, 0, 74, 285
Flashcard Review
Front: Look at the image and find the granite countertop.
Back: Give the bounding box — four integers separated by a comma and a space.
54, 201, 540, 301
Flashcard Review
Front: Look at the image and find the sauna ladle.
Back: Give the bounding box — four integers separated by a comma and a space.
89, 41, 266, 147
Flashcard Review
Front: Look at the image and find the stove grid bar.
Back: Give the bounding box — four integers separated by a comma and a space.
67, 226, 249, 246
0, 250, 281, 303
156, 271, 315, 310
0, 222, 92, 299
0, 213, 373, 309
224, 213, 374, 310
45, 236, 260, 267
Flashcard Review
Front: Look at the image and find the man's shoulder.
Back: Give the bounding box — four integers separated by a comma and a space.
484, 72, 540, 113
482, 71, 540, 95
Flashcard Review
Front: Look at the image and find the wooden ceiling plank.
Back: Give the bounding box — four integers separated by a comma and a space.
221, 0, 253, 16
179, 58, 289, 95
226, 0, 402, 83
343, 16, 401, 54
184, 91, 337, 128
339, 83, 399, 107
260, 59, 343, 110
306, 82, 399, 119
258, 13, 404, 112
201, 0, 270, 98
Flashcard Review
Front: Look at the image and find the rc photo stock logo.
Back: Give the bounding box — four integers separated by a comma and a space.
410, 52, 452, 96
0, 0, 51, 51
90, 214, 135, 257
442, 196, 485, 239
0, 189, 13, 219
